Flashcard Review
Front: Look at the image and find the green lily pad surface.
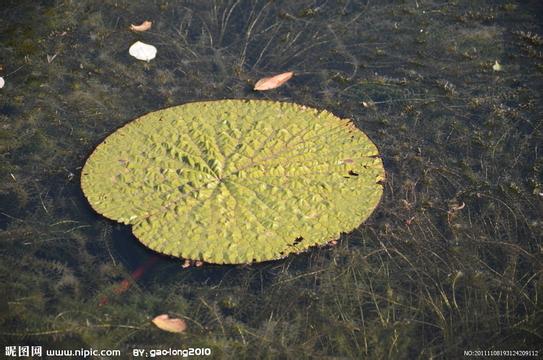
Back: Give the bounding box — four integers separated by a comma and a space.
81, 100, 384, 264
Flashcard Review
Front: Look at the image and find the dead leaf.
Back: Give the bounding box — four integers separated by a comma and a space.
152, 314, 187, 333
254, 71, 294, 91
130, 20, 152, 32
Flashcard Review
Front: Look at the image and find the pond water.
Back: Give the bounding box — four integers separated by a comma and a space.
0, 0, 541, 358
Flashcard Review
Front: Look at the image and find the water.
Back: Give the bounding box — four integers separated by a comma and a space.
0, 0, 542, 358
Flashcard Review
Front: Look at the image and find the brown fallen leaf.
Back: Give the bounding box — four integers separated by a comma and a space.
254, 71, 294, 91
130, 20, 152, 32
152, 314, 187, 333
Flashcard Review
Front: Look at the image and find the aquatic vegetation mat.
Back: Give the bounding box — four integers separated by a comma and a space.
81, 100, 384, 264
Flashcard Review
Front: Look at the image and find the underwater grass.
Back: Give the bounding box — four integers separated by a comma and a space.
0, 0, 542, 358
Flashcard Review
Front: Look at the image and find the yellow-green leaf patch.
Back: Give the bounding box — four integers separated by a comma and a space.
81, 100, 384, 264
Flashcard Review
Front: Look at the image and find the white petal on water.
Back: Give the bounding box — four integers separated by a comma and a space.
129, 41, 157, 62
0, 77, 4, 89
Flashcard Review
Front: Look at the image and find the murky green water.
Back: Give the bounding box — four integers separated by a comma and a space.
1, 0, 542, 358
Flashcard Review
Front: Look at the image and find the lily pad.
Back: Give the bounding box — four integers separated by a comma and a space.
81, 100, 384, 264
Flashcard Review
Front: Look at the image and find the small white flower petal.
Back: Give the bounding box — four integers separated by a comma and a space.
0, 77, 4, 89
129, 41, 157, 62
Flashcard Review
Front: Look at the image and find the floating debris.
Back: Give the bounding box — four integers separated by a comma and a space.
362, 100, 376, 109
182, 259, 204, 268
130, 20, 152, 32
0, 76, 4, 89
129, 41, 157, 62
47, 54, 58, 64
152, 314, 187, 333
254, 71, 294, 91
492, 60, 502, 72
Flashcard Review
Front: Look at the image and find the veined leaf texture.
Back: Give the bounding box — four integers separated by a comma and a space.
81, 100, 384, 264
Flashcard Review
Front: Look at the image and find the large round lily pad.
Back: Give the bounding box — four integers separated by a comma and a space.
81, 100, 384, 264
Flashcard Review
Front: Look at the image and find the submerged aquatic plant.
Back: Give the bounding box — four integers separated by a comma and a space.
81, 100, 384, 264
